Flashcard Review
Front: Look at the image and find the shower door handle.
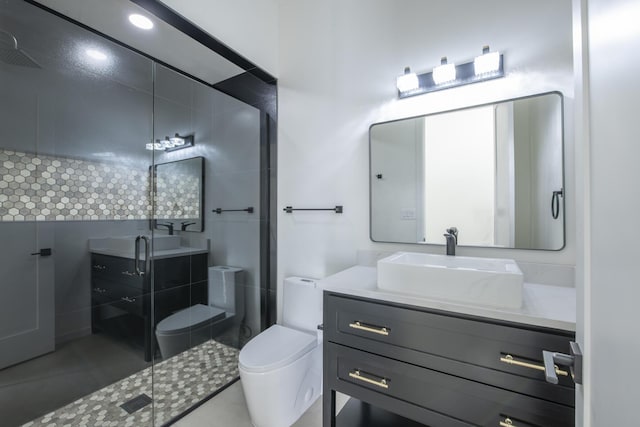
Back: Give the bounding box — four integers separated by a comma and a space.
134, 236, 150, 276
31, 248, 52, 257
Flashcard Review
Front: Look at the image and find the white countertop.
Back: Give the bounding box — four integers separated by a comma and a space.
90, 246, 208, 260
89, 236, 208, 260
318, 265, 576, 332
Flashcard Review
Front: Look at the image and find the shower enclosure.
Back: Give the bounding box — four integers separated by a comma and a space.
0, 0, 276, 425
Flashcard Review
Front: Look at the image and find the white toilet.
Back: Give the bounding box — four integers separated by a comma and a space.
239, 277, 323, 427
155, 266, 244, 359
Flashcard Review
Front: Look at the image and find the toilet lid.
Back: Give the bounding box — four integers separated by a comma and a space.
156, 304, 226, 334
239, 325, 317, 373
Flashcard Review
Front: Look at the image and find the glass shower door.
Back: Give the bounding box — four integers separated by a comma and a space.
0, 1, 158, 425
150, 62, 263, 425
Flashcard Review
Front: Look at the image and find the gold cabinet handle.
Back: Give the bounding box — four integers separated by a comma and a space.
500, 354, 568, 377
499, 418, 516, 427
348, 321, 390, 336
348, 370, 389, 389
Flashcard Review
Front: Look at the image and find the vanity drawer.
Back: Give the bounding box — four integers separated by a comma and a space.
325, 293, 576, 390
92, 278, 146, 315
109, 285, 147, 316
330, 343, 574, 427
91, 254, 145, 289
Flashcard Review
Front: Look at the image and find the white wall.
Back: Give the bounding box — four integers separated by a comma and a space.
277, 0, 574, 314
159, 0, 279, 77
581, 0, 640, 424
513, 95, 563, 249
370, 120, 421, 242
424, 108, 495, 246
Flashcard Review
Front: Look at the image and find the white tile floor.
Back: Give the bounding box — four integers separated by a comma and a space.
174, 380, 349, 427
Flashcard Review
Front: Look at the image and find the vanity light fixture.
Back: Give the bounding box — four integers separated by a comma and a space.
146, 133, 194, 151
396, 46, 505, 99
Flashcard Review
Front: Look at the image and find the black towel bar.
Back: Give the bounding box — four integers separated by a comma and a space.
283, 205, 343, 213
213, 207, 254, 214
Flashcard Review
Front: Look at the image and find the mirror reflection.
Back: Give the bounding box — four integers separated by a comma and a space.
370, 92, 564, 250
153, 157, 204, 233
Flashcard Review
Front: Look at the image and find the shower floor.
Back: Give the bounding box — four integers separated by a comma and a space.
21, 339, 239, 427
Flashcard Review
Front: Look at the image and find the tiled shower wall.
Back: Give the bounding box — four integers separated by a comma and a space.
155, 171, 200, 220
0, 149, 198, 221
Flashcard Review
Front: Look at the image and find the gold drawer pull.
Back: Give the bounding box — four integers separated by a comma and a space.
500, 354, 568, 377
499, 418, 516, 427
348, 370, 389, 389
349, 321, 390, 336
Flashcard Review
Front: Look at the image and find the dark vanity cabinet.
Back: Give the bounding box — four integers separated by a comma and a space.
323, 292, 576, 427
90, 252, 208, 361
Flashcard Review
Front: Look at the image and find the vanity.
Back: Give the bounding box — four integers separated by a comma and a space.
337, 87, 578, 425
321, 265, 577, 427
89, 236, 208, 361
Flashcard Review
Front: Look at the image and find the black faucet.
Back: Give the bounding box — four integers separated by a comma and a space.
156, 221, 174, 235
443, 227, 458, 256
181, 221, 196, 231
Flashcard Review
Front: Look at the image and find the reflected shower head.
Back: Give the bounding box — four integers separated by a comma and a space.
0, 29, 41, 68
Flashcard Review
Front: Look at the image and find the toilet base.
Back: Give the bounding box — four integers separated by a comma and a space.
239, 344, 322, 427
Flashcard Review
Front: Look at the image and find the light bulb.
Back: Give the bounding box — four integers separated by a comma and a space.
474, 50, 501, 75
396, 67, 419, 93
432, 58, 456, 85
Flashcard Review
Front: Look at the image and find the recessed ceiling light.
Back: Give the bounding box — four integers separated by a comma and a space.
86, 48, 108, 61
129, 14, 154, 30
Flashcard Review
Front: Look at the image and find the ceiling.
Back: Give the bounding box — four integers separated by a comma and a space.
32, 0, 245, 86
0, 0, 248, 163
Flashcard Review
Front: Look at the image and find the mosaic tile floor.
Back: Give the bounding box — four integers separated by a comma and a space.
21, 340, 239, 427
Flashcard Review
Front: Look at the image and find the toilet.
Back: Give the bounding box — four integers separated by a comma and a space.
239, 277, 323, 427
155, 266, 244, 359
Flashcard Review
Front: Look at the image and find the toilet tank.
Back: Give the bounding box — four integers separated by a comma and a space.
209, 266, 244, 318
282, 277, 322, 333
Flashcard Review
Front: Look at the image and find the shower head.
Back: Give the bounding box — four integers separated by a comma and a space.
0, 29, 41, 68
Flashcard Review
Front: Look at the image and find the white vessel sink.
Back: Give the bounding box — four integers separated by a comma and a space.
105, 235, 181, 252
377, 252, 523, 308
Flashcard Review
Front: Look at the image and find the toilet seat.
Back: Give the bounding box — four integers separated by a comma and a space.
156, 304, 226, 335
239, 325, 317, 373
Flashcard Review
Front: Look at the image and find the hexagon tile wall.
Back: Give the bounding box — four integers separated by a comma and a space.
155, 172, 200, 220
0, 149, 151, 221
0, 149, 199, 222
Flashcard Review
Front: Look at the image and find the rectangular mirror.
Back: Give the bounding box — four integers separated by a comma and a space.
152, 156, 204, 233
370, 92, 564, 250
